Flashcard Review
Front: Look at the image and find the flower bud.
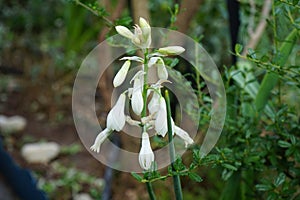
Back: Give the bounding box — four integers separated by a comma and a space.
139, 132, 155, 170
107, 93, 126, 131
115, 26, 134, 39
113, 61, 131, 87
158, 46, 185, 55
139, 17, 151, 47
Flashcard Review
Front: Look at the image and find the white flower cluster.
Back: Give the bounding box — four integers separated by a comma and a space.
91, 18, 193, 170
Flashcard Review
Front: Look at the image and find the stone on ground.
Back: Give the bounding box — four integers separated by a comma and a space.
21, 142, 60, 163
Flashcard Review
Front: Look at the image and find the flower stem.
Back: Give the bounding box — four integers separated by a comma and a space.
142, 49, 156, 200
146, 182, 156, 200
165, 90, 183, 200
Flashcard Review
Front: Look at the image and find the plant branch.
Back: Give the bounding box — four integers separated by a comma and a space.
242, 0, 272, 56
74, 0, 113, 26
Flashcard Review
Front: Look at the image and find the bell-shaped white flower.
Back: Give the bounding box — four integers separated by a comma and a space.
107, 93, 126, 131
139, 132, 155, 170
158, 46, 185, 55
131, 72, 144, 115
113, 60, 131, 87
156, 59, 168, 80
154, 97, 168, 137
90, 128, 111, 153
174, 125, 194, 148
148, 90, 161, 115
115, 26, 135, 40
148, 57, 168, 80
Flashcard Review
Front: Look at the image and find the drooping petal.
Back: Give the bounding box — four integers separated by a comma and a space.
155, 97, 168, 137
174, 125, 194, 148
131, 74, 144, 115
158, 46, 185, 55
115, 26, 134, 39
157, 59, 168, 80
90, 128, 111, 153
139, 132, 155, 170
120, 56, 144, 63
113, 60, 131, 87
148, 57, 159, 68
107, 93, 126, 131
148, 90, 161, 115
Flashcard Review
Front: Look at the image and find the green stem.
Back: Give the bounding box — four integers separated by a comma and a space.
165, 90, 183, 200
146, 182, 156, 200
142, 49, 156, 200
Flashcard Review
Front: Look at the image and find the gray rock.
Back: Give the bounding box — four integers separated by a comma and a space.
0, 115, 27, 133
21, 142, 60, 163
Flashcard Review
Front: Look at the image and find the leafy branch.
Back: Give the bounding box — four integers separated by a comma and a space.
73, 0, 113, 26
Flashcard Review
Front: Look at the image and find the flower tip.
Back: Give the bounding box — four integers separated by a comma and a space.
139, 17, 150, 28
90, 145, 99, 153
115, 26, 134, 39
113, 60, 131, 87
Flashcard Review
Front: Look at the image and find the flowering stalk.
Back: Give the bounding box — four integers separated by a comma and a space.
141, 49, 157, 200
165, 90, 183, 200
91, 17, 193, 200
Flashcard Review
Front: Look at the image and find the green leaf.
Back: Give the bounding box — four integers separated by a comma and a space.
278, 140, 291, 148
188, 172, 203, 182
247, 48, 257, 59
131, 172, 143, 182
222, 169, 234, 181
173, 157, 186, 171
255, 184, 273, 191
274, 173, 286, 187
222, 163, 238, 171
235, 44, 243, 54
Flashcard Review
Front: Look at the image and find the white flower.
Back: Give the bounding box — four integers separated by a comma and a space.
115, 26, 135, 40
139, 17, 151, 48
156, 60, 168, 80
148, 57, 168, 80
90, 128, 111, 153
174, 125, 194, 147
158, 46, 185, 55
139, 132, 155, 170
107, 93, 126, 131
154, 97, 168, 137
148, 90, 161, 115
139, 17, 151, 36
115, 18, 151, 49
131, 72, 144, 115
113, 60, 131, 87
